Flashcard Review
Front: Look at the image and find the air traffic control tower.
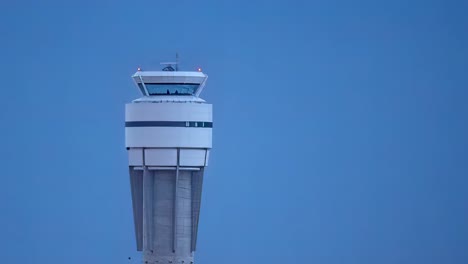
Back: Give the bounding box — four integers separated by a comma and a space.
125, 63, 212, 264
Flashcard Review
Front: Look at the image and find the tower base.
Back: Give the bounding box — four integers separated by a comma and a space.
142, 253, 194, 264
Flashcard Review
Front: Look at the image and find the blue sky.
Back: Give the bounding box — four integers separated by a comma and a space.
0, 0, 467, 263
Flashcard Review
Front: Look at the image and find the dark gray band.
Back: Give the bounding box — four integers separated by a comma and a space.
125, 121, 212, 128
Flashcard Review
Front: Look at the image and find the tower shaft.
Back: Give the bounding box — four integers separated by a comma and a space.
140, 169, 203, 263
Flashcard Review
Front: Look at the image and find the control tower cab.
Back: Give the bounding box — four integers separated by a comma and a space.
125, 65, 212, 264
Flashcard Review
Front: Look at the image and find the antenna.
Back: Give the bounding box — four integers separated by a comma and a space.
160, 62, 176, 71
160, 53, 179, 71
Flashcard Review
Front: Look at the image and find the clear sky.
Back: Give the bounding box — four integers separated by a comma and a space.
0, 0, 467, 263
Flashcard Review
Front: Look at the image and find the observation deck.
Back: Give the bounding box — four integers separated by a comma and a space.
131, 70, 208, 103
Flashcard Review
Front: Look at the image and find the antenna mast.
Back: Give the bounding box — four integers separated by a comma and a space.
159, 53, 180, 71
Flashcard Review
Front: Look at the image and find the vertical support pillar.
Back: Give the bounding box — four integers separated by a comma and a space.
173, 148, 180, 252
191, 168, 204, 252
142, 167, 154, 252
129, 167, 143, 251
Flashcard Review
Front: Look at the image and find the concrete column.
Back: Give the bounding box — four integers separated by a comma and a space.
142, 168, 154, 251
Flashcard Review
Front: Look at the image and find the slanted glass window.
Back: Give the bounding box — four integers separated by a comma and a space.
137, 83, 147, 95
143, 83, 200, 96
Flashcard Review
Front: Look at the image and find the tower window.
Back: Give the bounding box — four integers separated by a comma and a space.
142, 83, 200, 96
